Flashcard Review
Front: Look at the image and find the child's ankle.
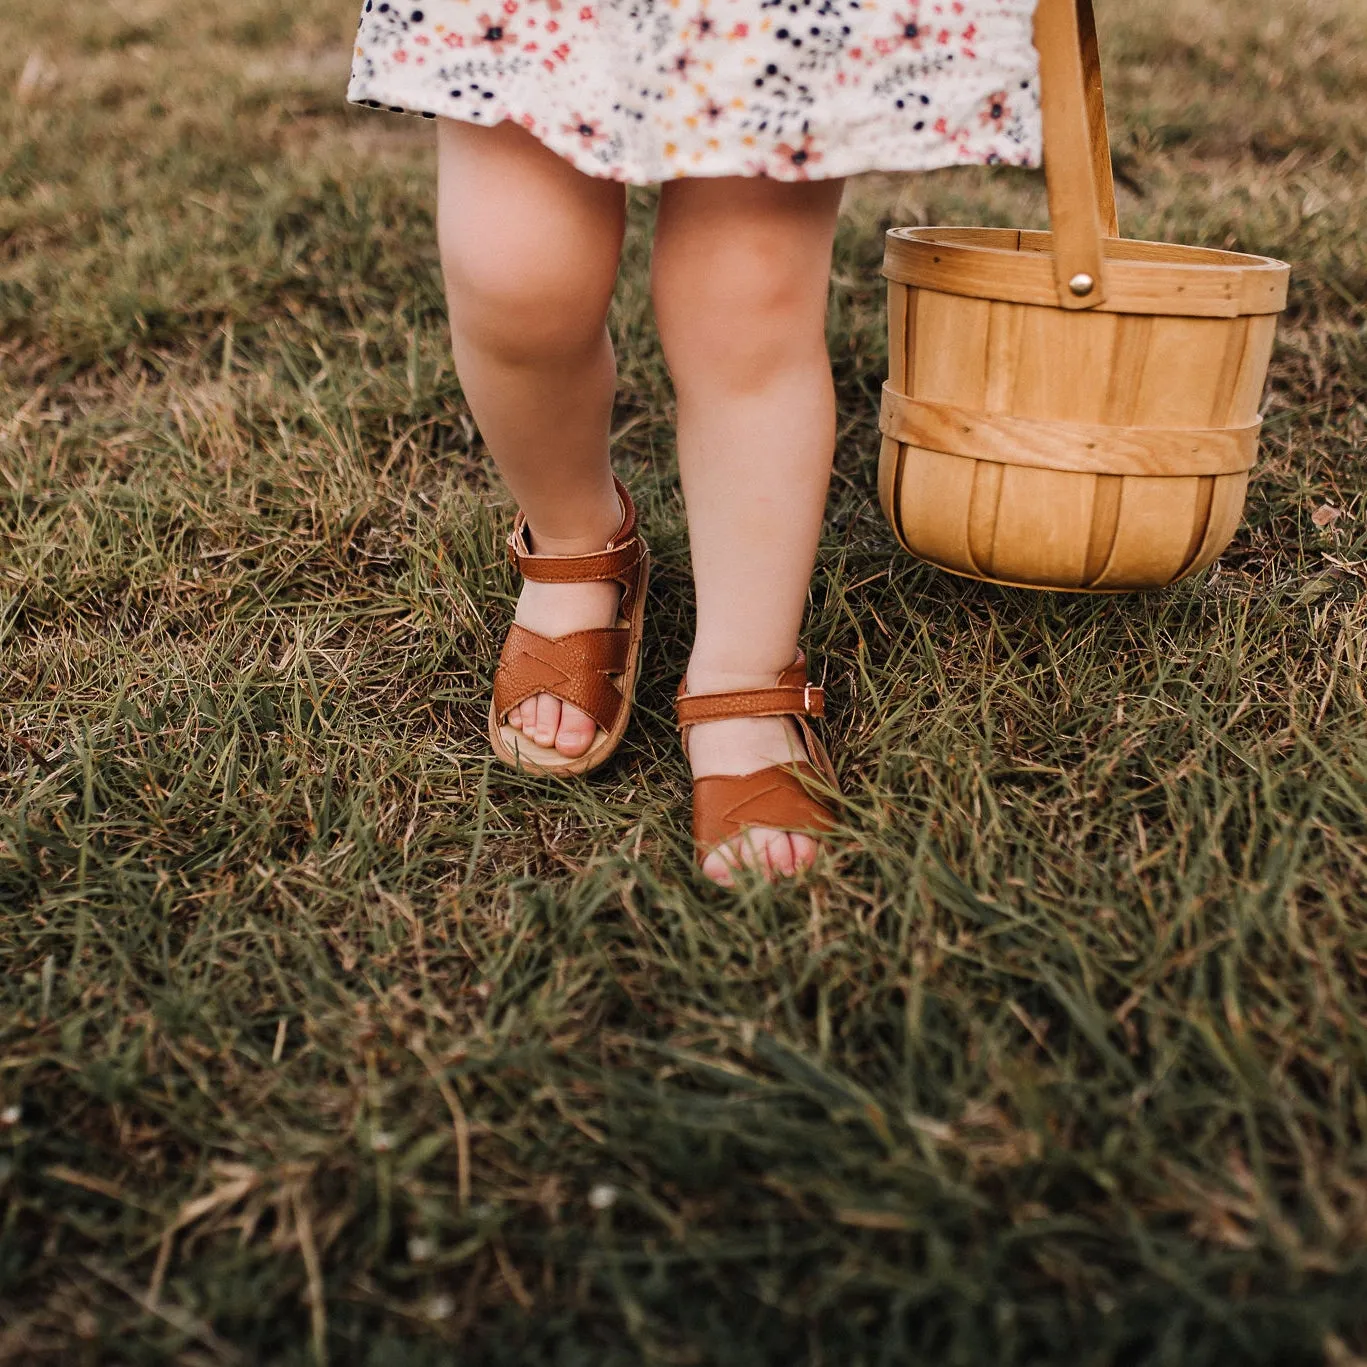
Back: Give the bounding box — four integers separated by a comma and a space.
524, 491, 623, 557
685, 657, 795, 696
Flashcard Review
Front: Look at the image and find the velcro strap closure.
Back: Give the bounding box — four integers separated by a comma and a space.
508, 534, 643, 585
676, 683, 823, 728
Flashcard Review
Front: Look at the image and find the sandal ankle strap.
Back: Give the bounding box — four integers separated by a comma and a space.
675, 682, 824, 727
674, 652, 823, 728
506, 476, 642, 584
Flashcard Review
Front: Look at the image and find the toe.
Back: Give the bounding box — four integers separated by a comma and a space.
705, 830, 817, 883
701, 844, 739, 887
517, 698, 538, 733
789, 833, 818, 874
533, 693, 561, 748
729, 828, 773, 878
554, 701, 598, 758
764, 831, 798, 878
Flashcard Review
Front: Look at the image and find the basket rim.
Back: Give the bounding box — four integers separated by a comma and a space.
883, 225, 1289, 317
887, 224, 1288, 273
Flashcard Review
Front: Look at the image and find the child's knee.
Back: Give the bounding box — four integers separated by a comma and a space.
654, 244, 823, 390
441, 231, 614, 363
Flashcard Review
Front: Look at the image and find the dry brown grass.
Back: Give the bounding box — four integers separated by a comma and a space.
1, 0, 1365, 1362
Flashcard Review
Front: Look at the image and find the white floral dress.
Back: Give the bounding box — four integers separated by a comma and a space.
347, 0, 1041, 183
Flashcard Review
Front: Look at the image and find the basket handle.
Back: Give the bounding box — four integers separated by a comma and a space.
1035, 0, 1119, 309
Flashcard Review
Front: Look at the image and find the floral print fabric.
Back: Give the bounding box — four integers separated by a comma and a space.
347, 0, 1041, 183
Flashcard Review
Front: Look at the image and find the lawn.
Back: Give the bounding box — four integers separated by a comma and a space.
1, 0, 1365, 1362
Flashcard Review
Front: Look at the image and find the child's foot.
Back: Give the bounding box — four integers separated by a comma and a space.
683, 665, 824, 886
506, 534, 622, 758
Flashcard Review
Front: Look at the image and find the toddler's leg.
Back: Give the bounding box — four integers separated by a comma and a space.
437, 119, 628, 756
651, 175, 845, 884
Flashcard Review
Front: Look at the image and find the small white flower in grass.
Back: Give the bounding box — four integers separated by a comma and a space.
370, 1130, 396, 1153
0, 1105, 20, 1127
426, 1293, 455, 1321
408, 1235, 436, 1262
587, 1182, 618, 1211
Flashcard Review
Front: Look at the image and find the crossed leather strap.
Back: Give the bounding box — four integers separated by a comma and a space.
492, 477, 646, 734
676, 652, 839, 862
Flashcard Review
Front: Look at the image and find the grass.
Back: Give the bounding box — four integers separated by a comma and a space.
1, 0, 1365, 1362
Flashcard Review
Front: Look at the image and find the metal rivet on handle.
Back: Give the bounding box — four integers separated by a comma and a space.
1068, 272, 1095, 296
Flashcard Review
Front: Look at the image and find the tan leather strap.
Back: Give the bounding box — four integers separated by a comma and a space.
692, 763, 837, 861
676, 684, 824, 728
1035, 0, 1116, 309
510, 538, 643, 587
492, 623, 630, 732
674, 652, 821, 729
879, 386, 1261, 476
507, 476, 644, 613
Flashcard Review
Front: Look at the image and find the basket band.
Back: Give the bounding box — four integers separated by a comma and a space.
879, 385, 1260, 477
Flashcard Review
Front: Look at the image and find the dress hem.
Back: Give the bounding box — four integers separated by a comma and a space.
347, 87, 1041, 185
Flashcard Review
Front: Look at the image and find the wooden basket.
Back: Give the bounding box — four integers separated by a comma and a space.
877, 0, 1289, 591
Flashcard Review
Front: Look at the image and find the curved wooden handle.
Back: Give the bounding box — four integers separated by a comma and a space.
1035, 0, 1119, 309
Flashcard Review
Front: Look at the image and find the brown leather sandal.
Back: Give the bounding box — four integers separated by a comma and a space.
675, 651, 839, 871
488, 476, 649, 776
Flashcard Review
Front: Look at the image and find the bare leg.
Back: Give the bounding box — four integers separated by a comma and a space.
651, 174, 845, 884
437, 118, 627, 756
